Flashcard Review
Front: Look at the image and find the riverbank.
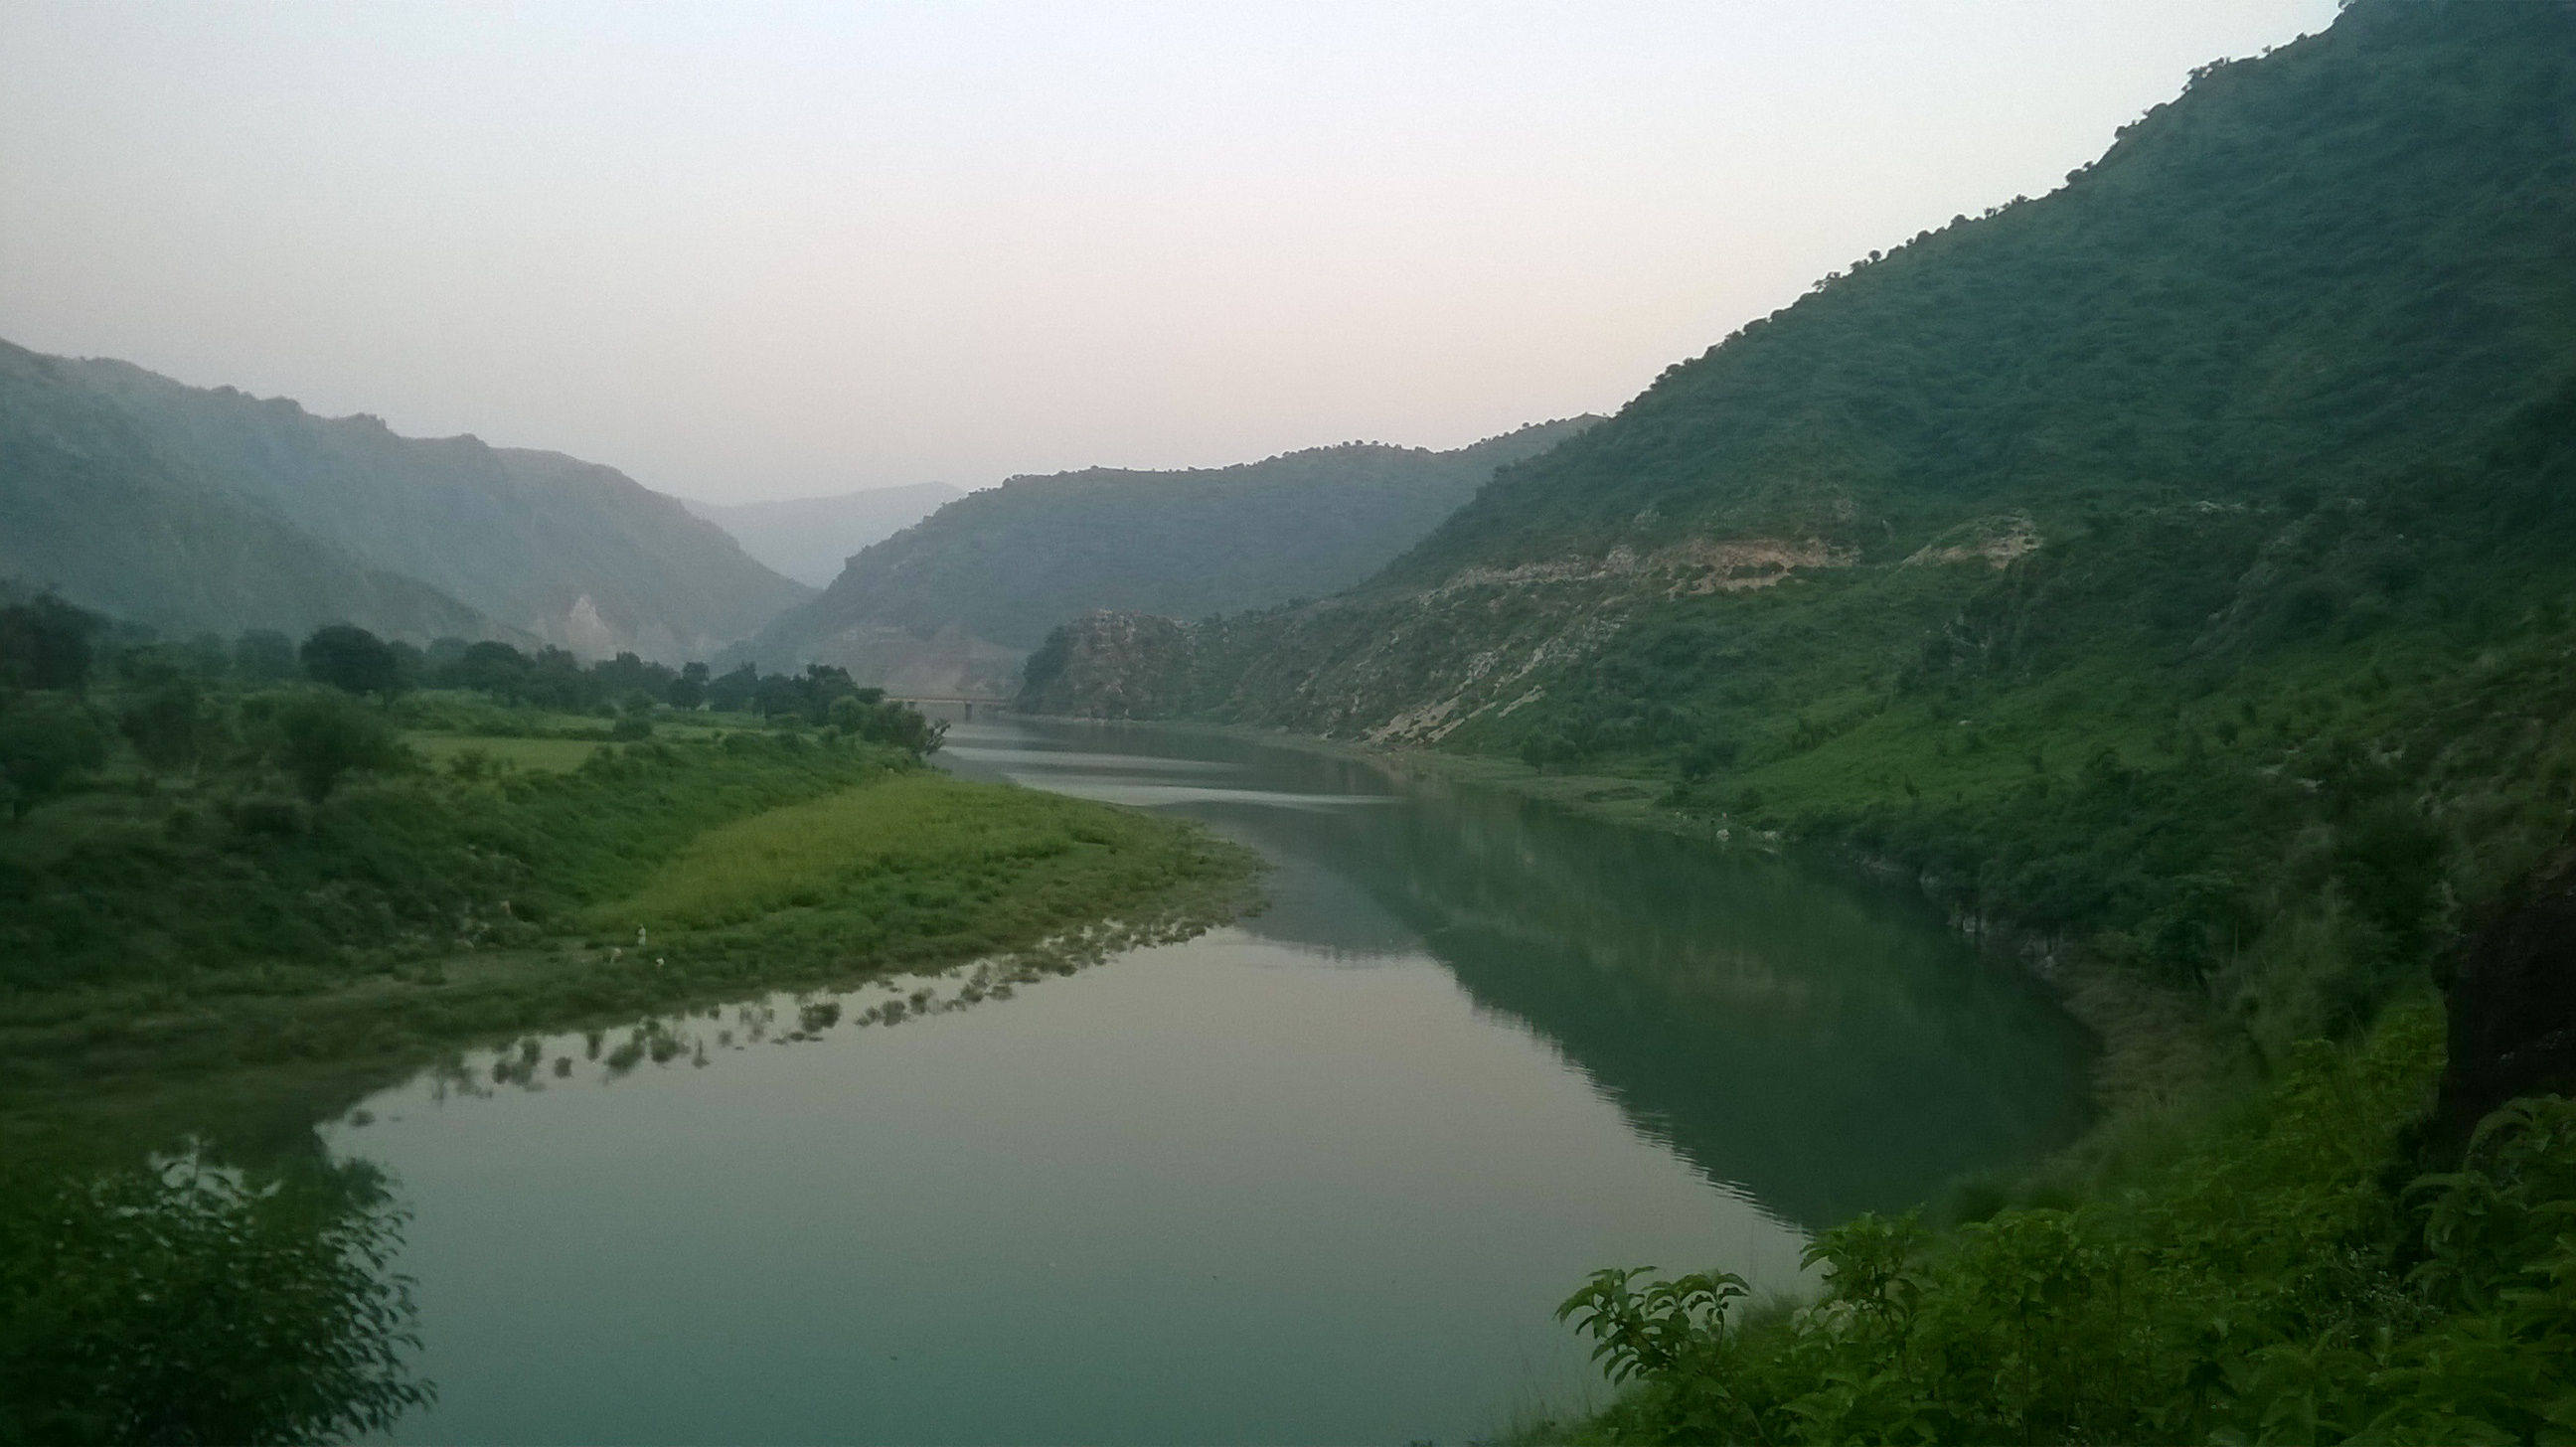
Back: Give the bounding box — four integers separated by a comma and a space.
0, 727, 1260, 1151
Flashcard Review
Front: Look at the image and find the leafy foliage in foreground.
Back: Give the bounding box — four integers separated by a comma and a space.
1556, 1011, 2576, 1445
0, 1154, 427, 1446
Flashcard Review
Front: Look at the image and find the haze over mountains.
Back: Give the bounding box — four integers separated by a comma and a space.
681, 483, 962, 588
0, 341, 810, 661
0, 336, 1595, 685
742, 419, 1596, 696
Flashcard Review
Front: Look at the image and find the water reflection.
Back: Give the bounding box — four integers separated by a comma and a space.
938, 718, 2093, 1227
259, 714, 2096, 1446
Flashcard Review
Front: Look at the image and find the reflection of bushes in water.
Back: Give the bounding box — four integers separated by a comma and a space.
602, 1033, 646, 1075
489, 1036, 545, 1087
0, 1152, 430, 1443
431, 922, 1196, 1095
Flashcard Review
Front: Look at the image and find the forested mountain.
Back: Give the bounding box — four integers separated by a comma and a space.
740, 419, 1594, 695
1027, 0, 2576, 1052
0, 342, 810, 658
682, 482, 962, 587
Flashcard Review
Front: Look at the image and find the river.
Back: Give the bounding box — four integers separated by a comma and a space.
334, 715, 2090, 1444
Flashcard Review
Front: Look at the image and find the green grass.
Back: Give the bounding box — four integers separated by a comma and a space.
607, 771, 1164, 929
587, 770, 1260, 988
403, 732, 601, 773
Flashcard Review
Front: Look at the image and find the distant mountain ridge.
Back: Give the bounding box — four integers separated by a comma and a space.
682, 483, 963, 587
743, 418, 1597, 696
0, 341, 809, 658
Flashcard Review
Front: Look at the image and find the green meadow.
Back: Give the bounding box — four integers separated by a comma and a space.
402, 732, 602, 773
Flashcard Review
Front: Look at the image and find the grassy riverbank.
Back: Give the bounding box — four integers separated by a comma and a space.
1, 711, 1257, 1144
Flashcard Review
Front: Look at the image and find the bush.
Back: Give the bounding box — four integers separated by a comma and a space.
1555, 1011, 2576, 1445
299, 625, 401, 698
0, 694, 108, 820
0, 1155, 430, 1445
273, 694, 409, 802
119, 679, 216, 772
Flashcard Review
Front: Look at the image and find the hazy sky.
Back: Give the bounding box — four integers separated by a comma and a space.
1, 1, 2338, 504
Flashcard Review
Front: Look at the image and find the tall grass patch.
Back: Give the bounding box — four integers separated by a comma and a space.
603, 773, 1098, 930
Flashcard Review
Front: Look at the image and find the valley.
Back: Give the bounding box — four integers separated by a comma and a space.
4, 1, 2576, 1442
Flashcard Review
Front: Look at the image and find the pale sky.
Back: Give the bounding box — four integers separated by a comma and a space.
0, 1, 2339, 504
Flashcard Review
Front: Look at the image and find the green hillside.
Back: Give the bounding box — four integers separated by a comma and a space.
743, 419, 1593, 694
1021, 6, 2576, 1431
0, 342, 810, 659
1027, 0, 2576, 1051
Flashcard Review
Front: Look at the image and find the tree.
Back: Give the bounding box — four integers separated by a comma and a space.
705, 663, 759, 715
1680, 737, 1741, 784
0, 1155, 432, 1445
0, 591, 101, 693
449, 640, 533, 700
300, 625, 402, 698
1521, 728, 1578, 775
120, 680, 214, 773
668, 662, 709, 710
234, 629, 299, 682
0, 696, 108, 820
827, 693, 946, 754
274, 695, 407, 801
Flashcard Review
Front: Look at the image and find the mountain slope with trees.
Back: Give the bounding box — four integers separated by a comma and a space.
1022, 0, 2576, 1121
1020, 5, 2576, 1431
0, 341, 810, 659
742, 419, 1594, 695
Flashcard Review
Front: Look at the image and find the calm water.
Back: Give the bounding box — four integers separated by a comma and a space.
336, 717, 2090, 1445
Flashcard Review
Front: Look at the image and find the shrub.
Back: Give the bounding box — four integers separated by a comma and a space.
299, 625, 401, 698
0, 1155, 430, 1445
0, 694, 108, 820
273, 694, 409, 802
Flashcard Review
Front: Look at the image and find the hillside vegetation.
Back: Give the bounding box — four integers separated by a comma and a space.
1026, 0, 2576, 1054
0, 596, 1255, 1123
0, 342, 809, 659
1018, 4, 2576, 1434
745, 419, 1594, 695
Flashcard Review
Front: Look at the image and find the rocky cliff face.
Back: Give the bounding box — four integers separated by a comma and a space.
1017, 527, 1890, 738
1018, 611, 1203, 718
